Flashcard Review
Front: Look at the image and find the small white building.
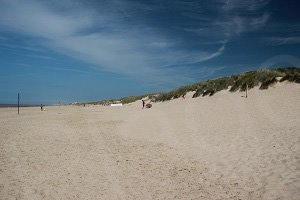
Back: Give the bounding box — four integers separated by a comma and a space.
110, 101, 122, 107
110, 103, 122, 107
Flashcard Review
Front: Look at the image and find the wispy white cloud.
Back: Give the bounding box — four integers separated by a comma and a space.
265, 37, 300, 45
0, 42, 44, 52
0, 0, 95, 38
185, 0, 270, 42
223, 0, 271, 11
0, 0, 273, 84
0, 45, 53, 60
0, 0, 228, 84
195, 45, 226, 62
220, 13, 270, 36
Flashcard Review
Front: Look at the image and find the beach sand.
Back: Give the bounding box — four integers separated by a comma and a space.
0, 82, 299, 199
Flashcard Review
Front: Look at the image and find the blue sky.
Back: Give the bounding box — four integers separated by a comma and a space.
0, 0, 300, 104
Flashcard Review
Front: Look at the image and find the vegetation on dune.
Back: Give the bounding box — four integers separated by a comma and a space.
156, 67, 300, 101
228, 69, 283, 92
154, 84, 197, 102
80, 93, 156, 106
118, 94, 157, 104
277, 67, 300, 83
193, 76, 235, 98
79, 67, 299, 105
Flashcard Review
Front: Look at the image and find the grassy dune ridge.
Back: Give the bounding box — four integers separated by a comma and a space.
156, 67, 300, 101
81, 94, 157, 105
82, 67, 300, 105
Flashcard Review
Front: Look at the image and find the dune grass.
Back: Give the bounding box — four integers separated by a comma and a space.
155, 67, 300, 101
79, 67, 299, 105
80, 93, 156, 106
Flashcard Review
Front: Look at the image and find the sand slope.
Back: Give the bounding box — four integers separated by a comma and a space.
0, 82, 299, 199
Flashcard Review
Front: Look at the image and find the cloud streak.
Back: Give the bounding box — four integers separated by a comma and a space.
223, 0, 271, 11
0, 0, 271, 83
184, 0, 270, 44
265, 37, 300, 46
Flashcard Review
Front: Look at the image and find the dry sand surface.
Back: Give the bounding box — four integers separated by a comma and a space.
0, 82, 300, 200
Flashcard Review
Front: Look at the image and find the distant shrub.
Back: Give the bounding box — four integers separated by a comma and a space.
157, 67, 300, 101
82, 93, 155, 105
274, 67, 300, 74
229, 69, 284, 92
156, 92, 174, 102
155, 84, 198, 101
192, 83, 207, 98
259, 77, 277, 89
279, 68, 300, 83
80, 67, 300, 105
159, 67, 299, 101
192, 77, 234, 97
280, 74, 300, 83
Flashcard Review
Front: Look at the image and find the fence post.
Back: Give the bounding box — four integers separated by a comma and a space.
18, 93, 20, 115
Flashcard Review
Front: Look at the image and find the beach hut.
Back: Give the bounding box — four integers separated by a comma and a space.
110, 101, 122, 107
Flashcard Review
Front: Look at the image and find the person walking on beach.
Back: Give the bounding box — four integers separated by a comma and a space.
142, 100, 145, 109
41, 104, 43, 111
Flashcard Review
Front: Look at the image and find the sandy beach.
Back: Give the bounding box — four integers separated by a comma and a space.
0, 82, 299, 200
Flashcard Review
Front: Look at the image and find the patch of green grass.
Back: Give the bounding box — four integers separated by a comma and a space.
259, 77, 277, 89
155, 84, 198, 101
192, 77, 235, 97
229, 69, 283, 92
278, 67, 300, 83
280, 74, 300, 83
157, 67, 299, 101
81, 93, 155, 105
79, 67, 299, 105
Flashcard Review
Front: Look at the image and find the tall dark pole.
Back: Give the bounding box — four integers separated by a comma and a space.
18, 93, 20, 115
246, 84, 248, 98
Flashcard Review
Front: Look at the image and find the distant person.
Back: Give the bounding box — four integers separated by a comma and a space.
41, 104, 43, 111
146, 103, 152, 108
142, 100, 145, 109
182, 93, 186, 99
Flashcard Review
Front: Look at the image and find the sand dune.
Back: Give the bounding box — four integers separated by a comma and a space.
0, 82, 299, 199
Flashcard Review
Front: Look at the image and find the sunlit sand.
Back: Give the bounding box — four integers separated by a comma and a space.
0, 82, 299, 199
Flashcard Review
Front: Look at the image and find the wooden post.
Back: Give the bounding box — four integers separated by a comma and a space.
18, 93, 20, 115
245, 84, 248, 98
